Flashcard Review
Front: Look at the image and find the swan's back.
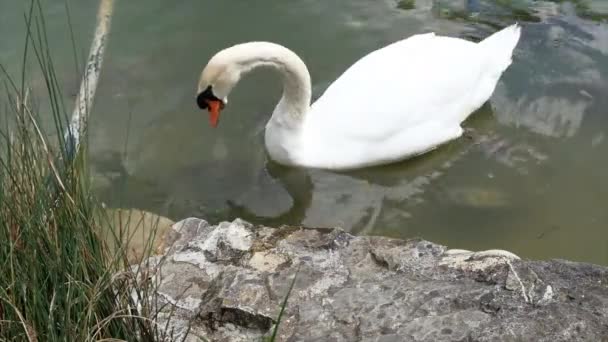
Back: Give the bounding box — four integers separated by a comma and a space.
298, 25, 521, 169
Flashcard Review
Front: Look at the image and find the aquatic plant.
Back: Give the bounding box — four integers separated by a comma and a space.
395, 0, 608, 24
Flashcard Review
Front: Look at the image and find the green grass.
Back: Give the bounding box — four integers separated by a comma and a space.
263, 265, 300, 342
0, 1, 172, 341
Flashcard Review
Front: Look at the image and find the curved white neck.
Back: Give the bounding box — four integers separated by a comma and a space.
226, 42, 312, 128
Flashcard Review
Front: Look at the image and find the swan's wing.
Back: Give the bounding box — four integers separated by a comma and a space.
306, 33, 488, 142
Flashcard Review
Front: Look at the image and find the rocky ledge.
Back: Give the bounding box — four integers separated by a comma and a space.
142, 218, 608, 341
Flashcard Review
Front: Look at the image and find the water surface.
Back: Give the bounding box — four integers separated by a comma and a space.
2, 0, 608, 265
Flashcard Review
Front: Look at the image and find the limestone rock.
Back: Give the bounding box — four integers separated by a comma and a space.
144, 218, 608, 341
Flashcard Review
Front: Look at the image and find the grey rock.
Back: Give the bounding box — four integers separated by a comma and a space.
144, 218, 608, 342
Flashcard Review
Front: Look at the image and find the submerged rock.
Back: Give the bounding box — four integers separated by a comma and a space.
100, 208, 175, 264
144, 218, 608, 341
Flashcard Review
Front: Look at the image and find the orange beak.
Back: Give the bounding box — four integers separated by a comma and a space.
206, 99, 222, 128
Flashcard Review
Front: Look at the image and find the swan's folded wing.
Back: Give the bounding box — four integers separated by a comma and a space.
306, 33, 488, 143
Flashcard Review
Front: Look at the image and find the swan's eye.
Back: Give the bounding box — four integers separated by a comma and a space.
197, 95, 209, 110
196, 85, 223, 110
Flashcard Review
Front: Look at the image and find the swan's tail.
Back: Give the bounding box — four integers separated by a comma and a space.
464, 24, 521, 119
478, 23, 521, 73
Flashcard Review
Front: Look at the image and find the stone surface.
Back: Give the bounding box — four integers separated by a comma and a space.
143, 218, 608, 342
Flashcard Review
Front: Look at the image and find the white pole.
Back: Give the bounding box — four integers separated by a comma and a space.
66, 0, 115, 155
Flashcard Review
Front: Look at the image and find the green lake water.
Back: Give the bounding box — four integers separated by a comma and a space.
1, 0, 608, 264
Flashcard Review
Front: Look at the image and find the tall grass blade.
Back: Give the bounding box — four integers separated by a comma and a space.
0, 1, 170, 341
268, 264, 300, 342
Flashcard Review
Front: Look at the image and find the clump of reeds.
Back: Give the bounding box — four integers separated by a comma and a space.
0, 1, 169, 341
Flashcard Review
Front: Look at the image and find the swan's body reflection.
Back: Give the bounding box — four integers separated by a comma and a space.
225, 103, 517, 234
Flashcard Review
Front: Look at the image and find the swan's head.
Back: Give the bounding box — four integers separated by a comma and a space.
196, 53, 242, 128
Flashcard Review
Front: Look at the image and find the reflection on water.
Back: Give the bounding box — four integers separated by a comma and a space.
2, 0, 608, 265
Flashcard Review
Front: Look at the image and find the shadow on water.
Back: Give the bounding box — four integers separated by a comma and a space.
225, 162, 314, 227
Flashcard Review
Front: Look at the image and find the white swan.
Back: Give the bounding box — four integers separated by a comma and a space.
196, 24, 521, 170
